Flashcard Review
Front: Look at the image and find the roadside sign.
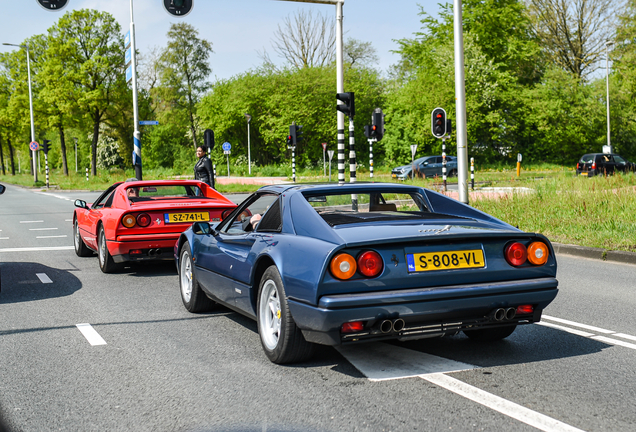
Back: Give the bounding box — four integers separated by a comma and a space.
125, 48, 132, 66
410, 144, 418, 159
125, 30, 131, 49
222, 142, 231, 152
327, 150, 334, 161
139, 121, 159, 126
126, 66, 133, 83
517, 153, 522, 162
29, 141, 39, 151
321, 142, 327, 150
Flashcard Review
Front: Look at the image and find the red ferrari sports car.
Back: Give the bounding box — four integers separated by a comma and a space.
73, 180, 237, 273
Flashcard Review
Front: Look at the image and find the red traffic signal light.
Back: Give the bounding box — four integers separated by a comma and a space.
431, 108, 447, 138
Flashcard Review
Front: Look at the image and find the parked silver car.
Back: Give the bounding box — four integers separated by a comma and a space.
391, 156, 457, 180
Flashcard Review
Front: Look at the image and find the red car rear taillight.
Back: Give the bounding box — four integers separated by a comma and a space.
592, 161, 596, 170
137, 213, 151, 227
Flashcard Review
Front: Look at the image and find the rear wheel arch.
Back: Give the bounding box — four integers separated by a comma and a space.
251, 256, 276, 312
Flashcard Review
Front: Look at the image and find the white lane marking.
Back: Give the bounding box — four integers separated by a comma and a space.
0, 246, 74, 253
536, 322, 595, 338
65, 219, 72, 222
422, 373, 586, 432
336, 342, 475, 381
36, 273, 53, 284
540, 316, 636, 350
0, 237, 8, 240
338, 343, 584, 432
613, 333, 636, 342
592, 336, 636, 350
34, 192, 74, 202
76, 324, 107, 346
542, 315, 614, 334
20, 220, 44, 224
36, 235, 68, 239
29, 228, 59, 231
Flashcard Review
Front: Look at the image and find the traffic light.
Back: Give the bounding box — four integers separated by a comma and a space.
163, 0, 194, 17
289, 123, 303, 146
372, 108, 384, 141
286, 134, 293, 147
41, 139, 51, 155
336, 92, 355, 118
431, 107, 447, 138
36, 0, 69, 11
204, 129, 215, 151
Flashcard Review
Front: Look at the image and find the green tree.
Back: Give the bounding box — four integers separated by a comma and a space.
157, 23, 213, 150
46, 9, 127, 176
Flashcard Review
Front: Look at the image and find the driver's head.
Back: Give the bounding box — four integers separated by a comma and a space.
127, 187, 139, 198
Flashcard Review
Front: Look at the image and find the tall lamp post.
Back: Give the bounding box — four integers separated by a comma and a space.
244, 114, 252, 175
605, 40, 614, 154
3, 42, 37, 183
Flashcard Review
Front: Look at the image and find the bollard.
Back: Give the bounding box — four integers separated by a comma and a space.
86, 167, 89, 182
470, 158, 475, 190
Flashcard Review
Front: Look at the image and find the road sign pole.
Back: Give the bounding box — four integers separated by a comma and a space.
368, 138, 375, 179
130, 0, 142, 180
45, 153, 49, 189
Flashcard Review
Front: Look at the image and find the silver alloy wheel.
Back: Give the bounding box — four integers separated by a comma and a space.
259, 279, 281, 350
98, 230, 106, 266
180, 250, 193, 303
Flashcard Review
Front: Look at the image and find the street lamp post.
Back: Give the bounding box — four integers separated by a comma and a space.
3, 42, 37, 183
606, 41, 614, 154
244, 114, 252, 175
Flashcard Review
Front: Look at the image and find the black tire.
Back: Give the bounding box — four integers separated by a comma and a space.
448, 169, 457, 177
179, 242, 215, 313
463, 325, 517, 341
97, 226, 120, 273
257, 266, 315, 364
74, 219, 93, 257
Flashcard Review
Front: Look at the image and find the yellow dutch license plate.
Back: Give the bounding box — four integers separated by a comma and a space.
164, 212, 209, 224
407, 249, 485, 272
392, 174, 397, 178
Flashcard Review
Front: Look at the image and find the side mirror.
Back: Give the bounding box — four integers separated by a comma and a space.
192, 221, 214, 235
74, 199, 88, 209
0, 184, 5, 195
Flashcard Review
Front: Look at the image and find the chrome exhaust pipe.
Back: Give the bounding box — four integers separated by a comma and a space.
380, 320, 393, 333
493, 308, 506, 321
155, 249, 162, 256
505, 307, 516, 320
148, 249, 155, 256
392, 319, 405, 333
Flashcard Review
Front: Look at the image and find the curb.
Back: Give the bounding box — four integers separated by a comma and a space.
552, 243, 636, 265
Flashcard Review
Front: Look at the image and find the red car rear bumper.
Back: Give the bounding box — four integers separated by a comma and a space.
109, 233, 181, 262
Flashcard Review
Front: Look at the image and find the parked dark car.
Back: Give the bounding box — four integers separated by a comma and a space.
576, 153, 635, 177
175, 183, 559, 364
391, 155, 457, 180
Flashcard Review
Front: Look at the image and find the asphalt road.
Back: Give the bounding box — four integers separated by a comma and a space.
1, 185, 635, 432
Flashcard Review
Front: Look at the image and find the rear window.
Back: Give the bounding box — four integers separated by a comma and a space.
126, 185, 204, 202
579, 154, 595, 164
303, 190, 444, 226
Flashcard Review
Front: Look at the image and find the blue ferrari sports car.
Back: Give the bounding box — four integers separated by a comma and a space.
175, 183, 558, 364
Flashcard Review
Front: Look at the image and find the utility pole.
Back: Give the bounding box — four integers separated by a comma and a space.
454, 0, 469, 204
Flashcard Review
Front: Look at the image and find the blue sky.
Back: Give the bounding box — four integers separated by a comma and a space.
1, 0, 442, 80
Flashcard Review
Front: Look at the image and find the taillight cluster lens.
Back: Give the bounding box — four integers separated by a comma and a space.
137, 213, 151, 227
505, 241, 549, 267
122, 213, 152, 228
592, 161, 596, 170
330, 251, 383, 280
221, 209, 234, 220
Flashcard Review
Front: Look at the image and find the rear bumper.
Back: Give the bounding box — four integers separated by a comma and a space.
109, 234, 180, 263
288, 277, 558, 346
